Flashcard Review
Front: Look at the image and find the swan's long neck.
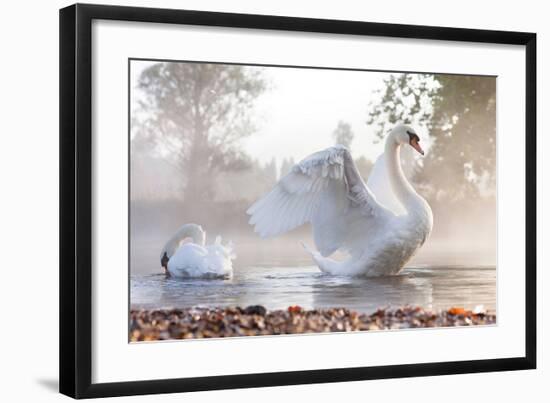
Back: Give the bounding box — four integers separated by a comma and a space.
384, 137, 426, 215
162, 224, 206, 258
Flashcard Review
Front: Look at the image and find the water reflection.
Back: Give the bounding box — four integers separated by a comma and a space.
131, 265, 495, 314
310, 273, 433, 312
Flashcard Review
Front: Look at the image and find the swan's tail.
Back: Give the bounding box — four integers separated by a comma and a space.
213, 236, 237, 259
300, 242, 339, 275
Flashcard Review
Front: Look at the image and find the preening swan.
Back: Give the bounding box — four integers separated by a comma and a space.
160, 224, 234, 279
247, 124, 433, 277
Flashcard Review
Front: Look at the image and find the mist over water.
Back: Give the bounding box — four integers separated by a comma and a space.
130, 227, 496, 276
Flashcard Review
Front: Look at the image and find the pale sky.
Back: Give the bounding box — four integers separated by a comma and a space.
130, 60, 430, 167
246, 65, 390, 164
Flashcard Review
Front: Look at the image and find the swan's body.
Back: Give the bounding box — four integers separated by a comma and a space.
160, 224, 234, 279
247, 124, 433, 277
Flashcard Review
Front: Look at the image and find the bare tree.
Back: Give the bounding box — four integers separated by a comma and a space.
332, 120, 354, 148
133, 62, 267, 207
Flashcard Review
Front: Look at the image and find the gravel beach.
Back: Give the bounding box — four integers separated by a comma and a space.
129, 305, 496, 341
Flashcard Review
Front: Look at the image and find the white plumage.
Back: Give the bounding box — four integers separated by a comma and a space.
247, 124, 433, 277
160, 224, 234, 279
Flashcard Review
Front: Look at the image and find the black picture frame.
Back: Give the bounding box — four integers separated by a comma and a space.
59, 3, 537, 399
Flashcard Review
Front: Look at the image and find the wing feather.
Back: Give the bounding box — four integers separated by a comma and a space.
247, 145, 392, 254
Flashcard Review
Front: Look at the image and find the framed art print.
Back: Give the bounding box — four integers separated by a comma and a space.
59, 3, 536, 398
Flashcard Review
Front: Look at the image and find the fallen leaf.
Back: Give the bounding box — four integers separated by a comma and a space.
448, 307, 466, 315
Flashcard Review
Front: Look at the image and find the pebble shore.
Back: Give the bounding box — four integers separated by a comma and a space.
129, 305, 496, 341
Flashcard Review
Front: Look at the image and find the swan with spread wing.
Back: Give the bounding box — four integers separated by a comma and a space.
246, 124, 433, 277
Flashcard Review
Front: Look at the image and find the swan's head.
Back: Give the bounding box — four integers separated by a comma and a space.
161, 251, 169, 273
391, 124, 424, 156
160, 223, 206, 273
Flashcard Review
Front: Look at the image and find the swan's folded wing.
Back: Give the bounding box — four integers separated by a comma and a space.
247, 145, 392, 256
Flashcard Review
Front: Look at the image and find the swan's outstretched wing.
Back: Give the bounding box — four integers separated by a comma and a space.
366, 154, 406, 215
247, 145, 393, 257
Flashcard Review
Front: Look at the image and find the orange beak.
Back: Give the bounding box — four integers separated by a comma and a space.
410, 139, 424, 155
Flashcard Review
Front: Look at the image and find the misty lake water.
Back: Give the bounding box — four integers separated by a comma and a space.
130, 231, 496, 313
131, 264, 496, 313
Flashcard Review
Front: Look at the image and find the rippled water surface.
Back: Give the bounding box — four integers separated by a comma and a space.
131, 264, 496, 313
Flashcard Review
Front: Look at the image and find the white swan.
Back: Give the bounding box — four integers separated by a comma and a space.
247, 124, 433, 277
160, 224, 234, 279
